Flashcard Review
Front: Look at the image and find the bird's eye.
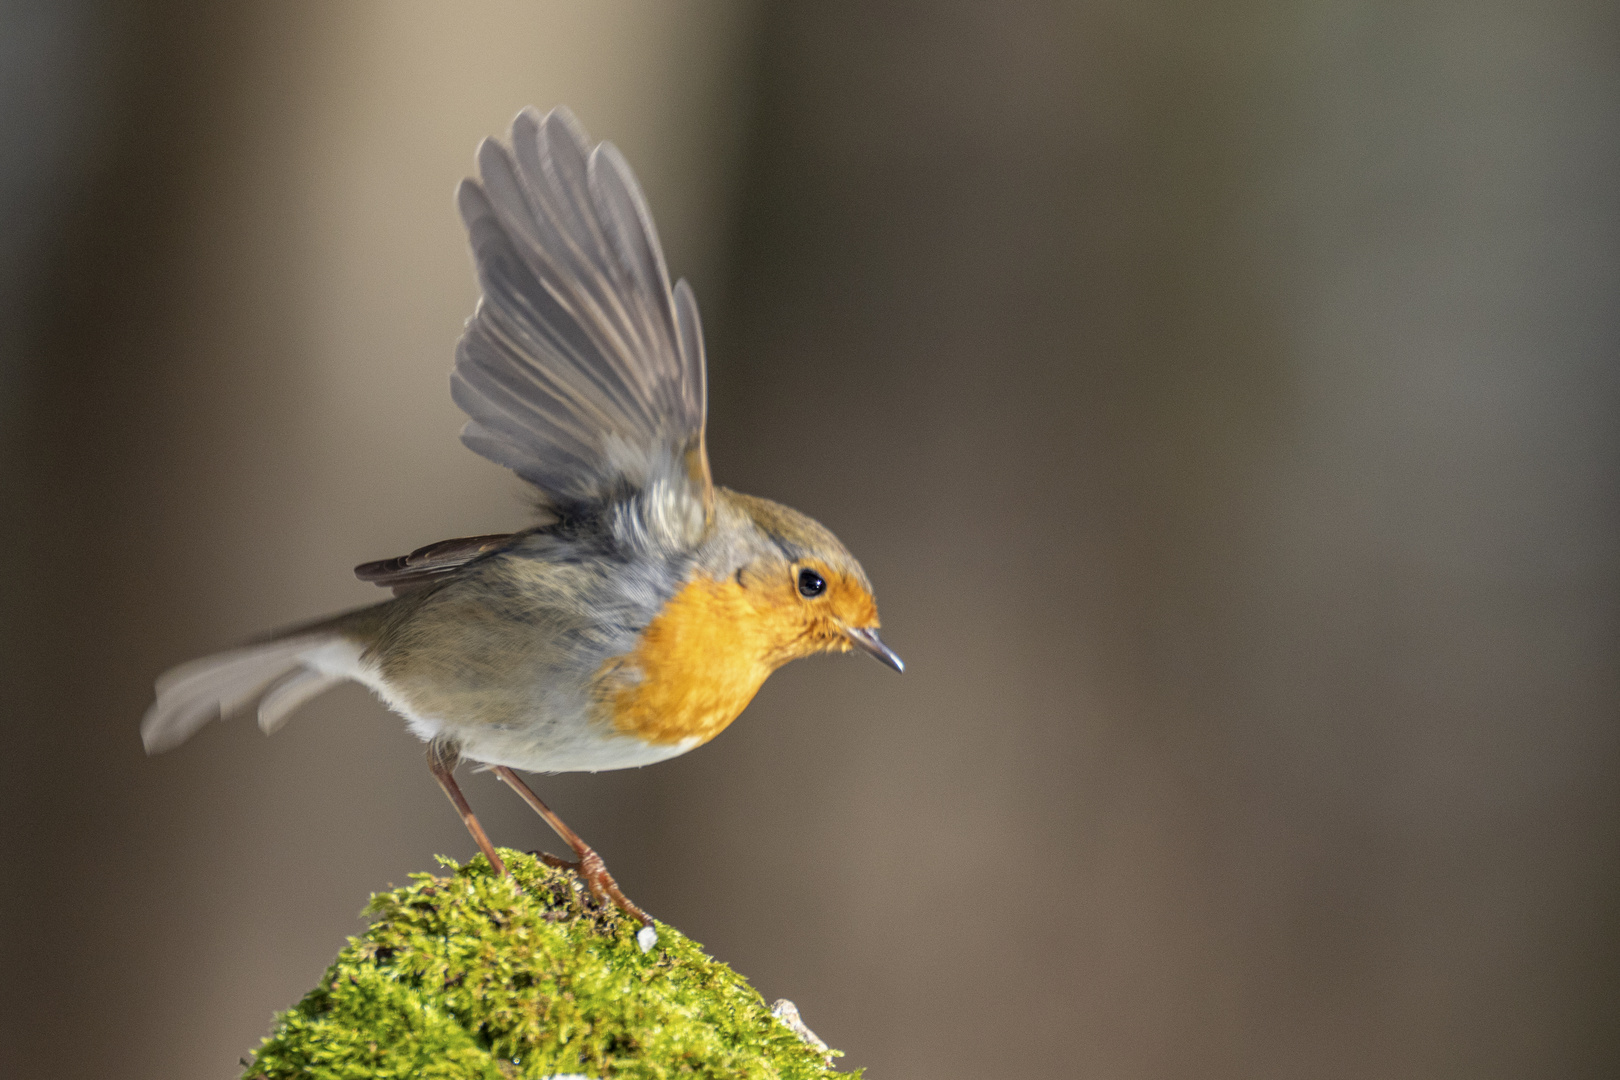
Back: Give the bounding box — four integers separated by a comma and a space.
797, 568, 827, 598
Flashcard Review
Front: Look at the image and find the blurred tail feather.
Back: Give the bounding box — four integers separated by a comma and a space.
141, 634, 360, 753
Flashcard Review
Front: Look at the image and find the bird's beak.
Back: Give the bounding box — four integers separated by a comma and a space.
843, 626, 905, 673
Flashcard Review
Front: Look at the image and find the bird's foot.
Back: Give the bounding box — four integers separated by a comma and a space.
531, 850, 581, 873
530, 846, 651, 928
579, 848, 653, 927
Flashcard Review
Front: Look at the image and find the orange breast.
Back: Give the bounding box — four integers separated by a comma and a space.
598, 575, 803, 746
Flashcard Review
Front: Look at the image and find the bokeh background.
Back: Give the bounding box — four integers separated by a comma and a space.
3, 2, 1617, 1078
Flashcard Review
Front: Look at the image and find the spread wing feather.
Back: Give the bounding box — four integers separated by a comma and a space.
452, 107, 709, 515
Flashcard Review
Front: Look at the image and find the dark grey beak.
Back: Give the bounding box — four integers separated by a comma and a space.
844, 626, 904, 673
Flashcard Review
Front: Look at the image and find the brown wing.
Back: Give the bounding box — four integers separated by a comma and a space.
354, 533, 517, 596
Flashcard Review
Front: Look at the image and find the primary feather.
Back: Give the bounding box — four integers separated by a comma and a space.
452, 107, 710, 527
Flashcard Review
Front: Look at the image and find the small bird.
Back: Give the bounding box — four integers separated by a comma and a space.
141, 107, 901, 927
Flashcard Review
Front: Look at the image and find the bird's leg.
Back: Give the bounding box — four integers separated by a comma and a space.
491, 765, 652, 926
426, 742, 507, 877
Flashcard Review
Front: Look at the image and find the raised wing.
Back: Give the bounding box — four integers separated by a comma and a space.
452, 107, 712, 527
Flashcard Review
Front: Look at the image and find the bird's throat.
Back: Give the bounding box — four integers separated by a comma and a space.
598, 574, 813, 746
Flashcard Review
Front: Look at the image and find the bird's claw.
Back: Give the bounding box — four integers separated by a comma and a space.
579, 849, 653, 928
529, 847, 653, 930
530, 850, 581, 873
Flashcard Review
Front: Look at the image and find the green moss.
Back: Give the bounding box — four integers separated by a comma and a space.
243, 851, 853, 1080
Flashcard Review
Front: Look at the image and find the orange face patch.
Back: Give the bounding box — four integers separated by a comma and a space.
599, 566, 878, 746
814, 565, 880, 631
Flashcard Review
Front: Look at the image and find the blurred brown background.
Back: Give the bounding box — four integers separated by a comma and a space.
3, 2, 1617, 1078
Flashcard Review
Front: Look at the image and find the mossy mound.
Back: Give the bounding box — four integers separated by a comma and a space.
243, 850, 852, 1080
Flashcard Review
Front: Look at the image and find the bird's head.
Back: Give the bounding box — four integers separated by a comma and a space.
723, 490, 904, 673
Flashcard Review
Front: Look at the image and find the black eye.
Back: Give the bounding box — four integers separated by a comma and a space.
797, 568, 827, 598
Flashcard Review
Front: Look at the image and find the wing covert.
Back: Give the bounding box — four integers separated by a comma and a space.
452, 107, 710, 519
354, 533, 518, 595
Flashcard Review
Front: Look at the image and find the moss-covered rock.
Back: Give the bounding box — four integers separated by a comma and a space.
242, 851, 852, 1080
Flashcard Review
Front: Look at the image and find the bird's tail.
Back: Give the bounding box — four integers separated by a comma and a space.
140, 632, 368, 754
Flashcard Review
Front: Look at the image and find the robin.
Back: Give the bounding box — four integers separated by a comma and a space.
140, 107, 902, 931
